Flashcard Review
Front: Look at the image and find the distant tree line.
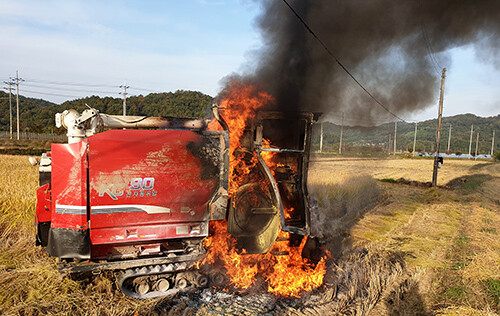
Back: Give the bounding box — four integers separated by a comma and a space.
312, 113, 500, 155
0, 90, 213, 134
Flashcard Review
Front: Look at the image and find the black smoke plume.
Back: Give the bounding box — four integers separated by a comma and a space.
221, 0, 500, 124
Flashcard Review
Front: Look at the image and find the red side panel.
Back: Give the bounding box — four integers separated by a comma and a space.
35, 184, 51, 223
88, 130, 218, 245
50, 141, 88, 230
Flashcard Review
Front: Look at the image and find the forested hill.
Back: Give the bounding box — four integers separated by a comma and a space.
312, 114, 500, 155
0, 90, 498, 154
0, 90, 212, 133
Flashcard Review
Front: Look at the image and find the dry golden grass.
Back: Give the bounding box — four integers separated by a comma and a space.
309, 156, 500, 314
309, 156, 496, 185
0, 155, 152, 315
0, 154, 498, 315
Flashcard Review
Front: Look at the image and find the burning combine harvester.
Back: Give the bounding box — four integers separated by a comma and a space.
32, 84, 327, 299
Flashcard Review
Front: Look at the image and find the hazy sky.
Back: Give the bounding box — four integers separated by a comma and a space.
1, 0, 499, 123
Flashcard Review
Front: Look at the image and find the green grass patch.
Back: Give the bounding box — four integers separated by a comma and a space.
450, 259, 471, 270
482, 279, 500, 305
480, 227, 497, 234
446, 174, 494, 192
454, 234, 470, 248
441, 285, 469, 300
378, 178, 396, 183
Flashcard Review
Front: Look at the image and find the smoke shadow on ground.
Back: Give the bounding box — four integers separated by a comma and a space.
445, 174, 494, 192
308, 175, 381, 258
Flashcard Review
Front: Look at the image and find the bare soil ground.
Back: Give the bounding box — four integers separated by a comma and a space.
0, 155, 499, 315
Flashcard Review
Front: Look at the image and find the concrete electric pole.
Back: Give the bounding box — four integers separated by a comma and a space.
3, 80, 14, 139
393, 121, 397, 155
475, 132, 479, 161
11, 71, 24, 140
492, 130, 495, 157
120, 81, 129, 116
447, 123, 452, 152
412, 122, 417, 155
468, 124, 474, 159
339, 112, 344, 154
319, 122, 323, 153
432, 68, 446, 187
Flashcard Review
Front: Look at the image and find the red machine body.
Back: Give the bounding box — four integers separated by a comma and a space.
38, 129, 228, 262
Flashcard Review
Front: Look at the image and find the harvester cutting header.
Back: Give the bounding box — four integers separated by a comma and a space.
32, 90, 323, 298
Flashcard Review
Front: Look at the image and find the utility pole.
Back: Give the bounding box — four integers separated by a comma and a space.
468, 124, 474, 159
339, 112, 344, 154
412, 122, 418, 155
388, 134, 391, 153
432, 68, 446, 187
319, 122, 323, 153
11, 71, 24, 140
447, 123, 452, 152
393, 121, 397, 154
3, 80, 14, 139
491, 130, 495, 156
475, 132, 479, 161
120, 81, 129, 116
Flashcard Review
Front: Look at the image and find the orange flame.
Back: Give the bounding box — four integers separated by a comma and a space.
216, 80, 274, 195
200, 221, 327, 297
201, 79, 328, 297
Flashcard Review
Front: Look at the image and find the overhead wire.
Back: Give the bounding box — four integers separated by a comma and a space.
128, 86, 161, 93
421, 24, 442, 76
280, 0, 407, 123
22, 78, 161, 96
23, 83, 118, 95
24, 78, 117, 88
21, 89, 81, 98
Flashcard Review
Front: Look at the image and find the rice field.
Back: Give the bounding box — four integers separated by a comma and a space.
309, 156, 500, 315
308, 156, 497, 185
0, 154, 499, 315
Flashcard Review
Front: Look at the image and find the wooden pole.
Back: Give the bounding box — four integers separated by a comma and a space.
432, 68, 446, 187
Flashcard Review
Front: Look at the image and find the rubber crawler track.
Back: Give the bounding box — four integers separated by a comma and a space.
116, 262, 227, 299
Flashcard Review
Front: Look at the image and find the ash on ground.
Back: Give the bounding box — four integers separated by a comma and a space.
152, 246, 425, 316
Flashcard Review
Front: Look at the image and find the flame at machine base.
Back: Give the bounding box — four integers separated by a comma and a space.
200, 220, 328, 298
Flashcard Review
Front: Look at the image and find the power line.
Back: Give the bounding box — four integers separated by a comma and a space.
24, 78, 117, 88
280, 0, 407, 122
326, 110, 405, 123
23, 78, 160, 95
421, 24, 442, 76
128, 86, 161, 93
23, 83, 118, 94
22, 89, 82, 98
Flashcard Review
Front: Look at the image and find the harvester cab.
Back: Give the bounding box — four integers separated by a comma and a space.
227, 111, 319, 254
